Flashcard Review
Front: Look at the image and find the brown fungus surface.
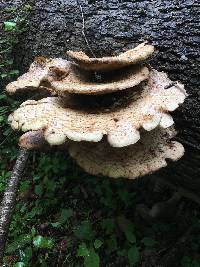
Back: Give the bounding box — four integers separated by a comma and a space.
19, 130, 49, 150
49, 64, 149, 95
68, 127, 184, 179
67, 42, 154, 72
19, 130, 69, 151
6, 58, 70, 95
8, 69, 187, 148
6, 59, 149, 96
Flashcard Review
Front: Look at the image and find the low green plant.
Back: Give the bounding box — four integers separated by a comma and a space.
77, 242, 101, 267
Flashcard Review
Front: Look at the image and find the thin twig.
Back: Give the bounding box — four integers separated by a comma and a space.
76, 0, 96, 57
0, 148, 29, 264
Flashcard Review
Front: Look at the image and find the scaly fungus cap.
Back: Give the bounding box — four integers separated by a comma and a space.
6, 57, 70, 95
67, 42, 154, 72
6, 60, 149, 96
8, 69, 187, 148
49, 64, 149, 95
68, 127, 184, 179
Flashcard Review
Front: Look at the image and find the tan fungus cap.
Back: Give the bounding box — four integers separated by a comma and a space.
8, 69, 187, 148
19, 130, 49, 150
67, 42, 154, 72
49, 64, 149, 95
19, 130, 69, 151
68, 127, 184, 179
6, 58, 70, 95
6, 59, 149, 96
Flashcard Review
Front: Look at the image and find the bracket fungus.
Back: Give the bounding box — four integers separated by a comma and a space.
6, 58, 70, 95
19, 130, 50, 150
6, 61, 149, 96
67, 42, 154, 72
8, 69, 186, 147
19, 130, 69, 151
68, 127, 184, 179
18, 127, 184, 179
49, 64, 149, 95
6, 42, 187, 180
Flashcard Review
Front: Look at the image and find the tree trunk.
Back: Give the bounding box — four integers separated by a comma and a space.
1, 0, 200, 193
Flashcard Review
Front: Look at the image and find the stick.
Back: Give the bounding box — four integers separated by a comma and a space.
0, 149, 29, 264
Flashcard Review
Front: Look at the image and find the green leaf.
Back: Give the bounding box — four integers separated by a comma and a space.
106, 235, 118, 254
117, 216, 136, 243
142, 237, 157, 248
9, 69, 19, 76
128, 246, 140, 266
59, 208, 73, 224
94, 239, 103, 249
77, 243, 90, 257
20, 180, 31, 193
6, 234, 32, 254
33, 235, 54, 249
0, 116, 5, 123
0, 94, 6, 100
31, 227, 36, 237
84, 248, 100, 267
1, 73, 7, 79
101, 218, 115, 234
125, 230, 136, 244
51, 208, 73, 228
74, 221, 95, 241
117, 248, 127, 257
20, 246, 32, 264
78, 244, 100, 267
34, 184, 43, 197
6, 59, 14, 65
4, 21, 17, 31
13, 263, 25, 267
51, 222, 61, 228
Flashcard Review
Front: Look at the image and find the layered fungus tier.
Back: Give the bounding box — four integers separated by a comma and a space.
6, 42, 187, 179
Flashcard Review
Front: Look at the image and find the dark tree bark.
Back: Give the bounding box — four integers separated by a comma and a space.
0, 149, 29, 264
1, 0, 200, 194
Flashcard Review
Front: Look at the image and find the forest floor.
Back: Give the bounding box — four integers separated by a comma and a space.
1, 108, 200, 267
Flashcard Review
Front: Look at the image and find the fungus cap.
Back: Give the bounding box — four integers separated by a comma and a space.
8, 69, 187, 148
19, 130, 49, 150
49, 64, 149, 95
6, 60, 149, 96
68, 127, 184, 179
6, 58, 69, 95
19, 130, 69, 151
67, 42, 154, 72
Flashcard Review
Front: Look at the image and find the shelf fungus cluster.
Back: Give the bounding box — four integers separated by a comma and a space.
6, 42, 187, 179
